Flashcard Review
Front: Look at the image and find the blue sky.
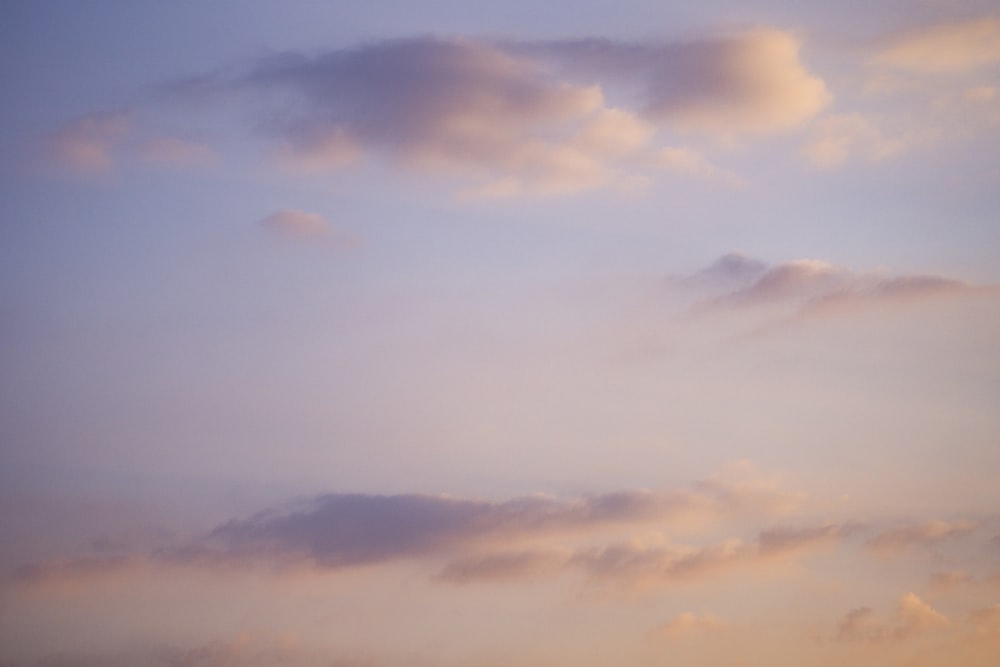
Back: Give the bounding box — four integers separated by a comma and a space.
1, 2, 999, 666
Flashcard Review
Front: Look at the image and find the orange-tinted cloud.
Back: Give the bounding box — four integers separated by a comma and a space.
836, 593, 949, 643
802, 114, 906, 168
653, 611, 727, 639
873, 17, 1000, 74
867, 520, 978, 554
13, 475, 803, 586
160, 31, 828, 196
39, 109, 134, 175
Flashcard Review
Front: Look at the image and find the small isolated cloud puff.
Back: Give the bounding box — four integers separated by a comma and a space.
873, 17, 1000, 74
258, 209, 356, 246
836, 593, 949, 644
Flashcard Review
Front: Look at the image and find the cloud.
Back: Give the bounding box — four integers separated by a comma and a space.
867, 519, 978, 554
199, 480, 796, 569
258, 209, 340, 240
525, 29, 830, 135
802, 113, 906, 168
434, 549, 568, 583
873, 17, 1000, 74
678, 254, 977, 320
239, 37, 634, 196
712, 259, 848, 306
157, 30, 828, 196
653, 611, 727, 639
570, 537, 752, 585
18, 636, 369, 667
669, 252, 769, 291
836, 593, 949, 643
757, 522, 859, 555
13, 474, 803, 584
39, 109, 134, 175
569, 521, 850, 587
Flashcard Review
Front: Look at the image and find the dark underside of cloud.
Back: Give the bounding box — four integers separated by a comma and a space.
151, 30, 829, 195
199, 486, 737, 567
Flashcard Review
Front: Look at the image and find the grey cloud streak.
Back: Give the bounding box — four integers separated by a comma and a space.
200, 480, 794, 568
676, 253, 982, 319
14, 478, 800, 582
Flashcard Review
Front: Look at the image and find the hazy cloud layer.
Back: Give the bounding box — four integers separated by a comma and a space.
39, 109, 134, 175
802, 113, 906, 168
867, 520, 978, 554
18, 637, 368, 667
653, 611, 727, 639
37, 109, 216, 175
836, 593, 949, 643
873, 17, 1000, 74
569, 521, 854, 587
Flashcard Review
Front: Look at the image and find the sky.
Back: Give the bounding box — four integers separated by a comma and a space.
1, 1, 999, 665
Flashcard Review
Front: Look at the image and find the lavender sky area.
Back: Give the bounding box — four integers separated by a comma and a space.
1, 2, 999, 665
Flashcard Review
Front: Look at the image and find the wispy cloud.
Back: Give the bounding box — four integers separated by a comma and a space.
836, 593, 949, 643
873, 17, 1000, 74
257, 209, 358, 246
677, 254, 979, 321
652, 611, 727, 639
802, 113, 906, 168
12, 635, 370, 667
39, 109, 134, 176
13, 474, 804, 585
867, 519, 978, 554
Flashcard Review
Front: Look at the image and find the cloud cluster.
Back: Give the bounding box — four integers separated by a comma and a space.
167, 30, 826, 196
